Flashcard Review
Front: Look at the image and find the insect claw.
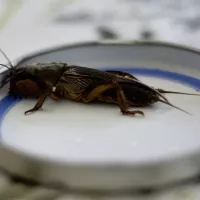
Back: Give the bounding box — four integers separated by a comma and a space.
24, 107, 43, 115
121, 110, 144, 116
24, 110, 32, 115
135, 110, 144, 116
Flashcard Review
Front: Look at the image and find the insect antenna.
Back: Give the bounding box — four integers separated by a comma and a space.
0, 63, 13, 88
0, 48, 14, 68
0, 63, 11, 70
0, 79, 9, 89
0, 48, 16, 89
158, 98, 191, 115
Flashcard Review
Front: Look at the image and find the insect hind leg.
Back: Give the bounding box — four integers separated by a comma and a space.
81, 81, 144, 117
112, 80, 144, 116
80, 84, 114, 102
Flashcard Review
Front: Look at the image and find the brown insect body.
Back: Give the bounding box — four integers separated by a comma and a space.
53, 65, 159, 104
0, 49, 199, 116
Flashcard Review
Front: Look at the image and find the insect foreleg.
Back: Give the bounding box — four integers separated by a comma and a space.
24, 93, 49, 115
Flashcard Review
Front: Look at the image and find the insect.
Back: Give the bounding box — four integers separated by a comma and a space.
0, 49, 199, 116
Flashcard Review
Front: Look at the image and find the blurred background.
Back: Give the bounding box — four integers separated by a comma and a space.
1, 0, 200, 62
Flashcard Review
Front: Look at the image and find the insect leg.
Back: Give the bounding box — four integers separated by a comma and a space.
24, 93, 48, 115
97, 96, 144, 107
81, 84, 114, 102
81, 82, 144, 116
49, 93, 59, 101
112, 80, 144, 116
